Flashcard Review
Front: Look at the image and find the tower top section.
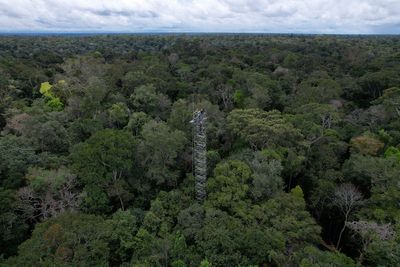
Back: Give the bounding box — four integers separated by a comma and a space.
190, 109, 207, 125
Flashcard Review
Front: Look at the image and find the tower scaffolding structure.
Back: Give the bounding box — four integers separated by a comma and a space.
190, 109, 207, 202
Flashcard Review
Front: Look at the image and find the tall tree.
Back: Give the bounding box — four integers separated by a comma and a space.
71, 129, 137, 212
139, 120, 187, 187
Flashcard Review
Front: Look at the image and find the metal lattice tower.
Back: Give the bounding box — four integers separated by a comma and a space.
190, 109, 207, 202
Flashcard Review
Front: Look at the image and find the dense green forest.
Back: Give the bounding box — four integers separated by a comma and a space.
0, 34, 399, 266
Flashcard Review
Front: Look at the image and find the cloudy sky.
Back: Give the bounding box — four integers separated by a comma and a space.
0, 0, 399, 34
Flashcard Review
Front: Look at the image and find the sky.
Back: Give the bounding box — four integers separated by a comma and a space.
0, 0, 399, 34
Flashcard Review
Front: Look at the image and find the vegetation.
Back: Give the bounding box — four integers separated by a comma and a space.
0, 34, 400, 266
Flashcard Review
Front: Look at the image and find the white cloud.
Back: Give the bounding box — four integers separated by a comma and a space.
0, 0, 398, 33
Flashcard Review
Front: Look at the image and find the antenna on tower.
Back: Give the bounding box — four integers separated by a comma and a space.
190, 108, 207, 202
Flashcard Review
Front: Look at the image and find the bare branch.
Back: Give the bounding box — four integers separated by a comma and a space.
332, 183, 363, 249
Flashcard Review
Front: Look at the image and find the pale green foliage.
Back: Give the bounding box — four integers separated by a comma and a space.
26, 166, 75, 193
199, 259, 211, 267
126, 112, 151, 136
297, 246, 359, 267
46, 97, 63, 110
39, 82, 63, 111
291, 185, 305, 199
384, 146, 400, 162
233, 90, 245, 108
207, 160, 252, 216
227, 108, 303, 149
39, 82, 53, 96
108, 102, 129, 127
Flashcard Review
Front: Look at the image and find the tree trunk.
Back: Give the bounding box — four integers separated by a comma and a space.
336, 213, 348, 249
118, 194, 125, 210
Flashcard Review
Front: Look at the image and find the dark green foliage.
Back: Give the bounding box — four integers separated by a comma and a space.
0, 135, 37, 189
356, 71, 400, 106
22, 113, 70, 154
296, 246, 359, 267
342, 154, 399, 192
71, 129, 136, 185
0, 189, 29, 257
6, 213, 111, 266
130, 84, 171, 120
250, 152, 283, 201
292, 72, 342, 106
1, 34, 400, 267
138, 120, 187, 187
125, 112, 151, 136
71, 129, 137, 213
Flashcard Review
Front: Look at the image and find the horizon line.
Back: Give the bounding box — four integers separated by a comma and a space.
0, 31, 399, 36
